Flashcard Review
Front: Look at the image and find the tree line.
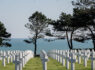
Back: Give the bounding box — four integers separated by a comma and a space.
0, 0, 95, 56
25, 0, 95, 56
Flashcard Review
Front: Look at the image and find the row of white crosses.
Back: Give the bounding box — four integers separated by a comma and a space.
0, 50, 34, 70
74, 50, 90, 67
40, 50, 48, 70
0, 50, 15, 66
48, 50, 76, 70
48, 49, 95, 70
14, 50, 34, 70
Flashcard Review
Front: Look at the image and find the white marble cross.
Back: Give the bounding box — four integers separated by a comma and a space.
40, 50, 48, 70
83, 51, 88, 67
91, 50, 95, 70
13, 55, 20, 70
77, 50, 81, 64
19, 52, 23, 70
66, 51, 69, 69
2, 51, 6, 67
62, 51, 66, 66
71, 53, 76, 70
7, 51, 10, 64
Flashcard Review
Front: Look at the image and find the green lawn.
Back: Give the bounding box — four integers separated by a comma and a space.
0, 58, 91, 70
48, 58, 91, 70
23, 57, 43, 70
0, 60, 15, 70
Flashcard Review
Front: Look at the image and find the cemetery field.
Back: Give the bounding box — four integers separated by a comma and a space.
0, 57, 91, 70
23, 57, 91, 70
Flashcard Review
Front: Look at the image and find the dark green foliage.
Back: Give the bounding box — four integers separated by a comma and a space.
72, 0, 95, 27
0, 21, 11, 47
72, 0, 95, 28
24, 40, 32, 43
29, 11, 47, 24
71, 8, 95, 28
45, 32, 53, 37
59, 12, 72, 26
51, 12, 72, 31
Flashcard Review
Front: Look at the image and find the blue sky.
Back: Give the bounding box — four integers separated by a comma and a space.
0, 0, 73, 38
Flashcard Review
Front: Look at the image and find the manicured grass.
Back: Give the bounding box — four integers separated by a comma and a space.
0, 58, 91, 70
48, 58, 67, 70
23, 57, 43, 70
48, 58, 91, 70
0, 60, 15, 70
75, 59, 91, 70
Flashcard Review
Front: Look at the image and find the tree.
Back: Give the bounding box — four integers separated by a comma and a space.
46, 0, 95, 50
71, 0, 95, 50
0, 21, 11, 47
72, 0, 95, 9
48, 0, 95, 49
48, 12, 73, 49
25, 11, 48, 56
59, 13, 73, 49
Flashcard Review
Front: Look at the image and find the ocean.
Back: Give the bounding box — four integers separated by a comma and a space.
0, 38, 93, 54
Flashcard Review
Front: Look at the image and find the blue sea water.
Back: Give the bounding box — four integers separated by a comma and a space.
0, 38, 93, 54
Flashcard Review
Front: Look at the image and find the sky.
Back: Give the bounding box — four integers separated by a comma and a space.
0, 0, 73, 38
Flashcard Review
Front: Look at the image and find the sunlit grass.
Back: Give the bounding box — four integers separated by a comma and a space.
23, 57, 43, 70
